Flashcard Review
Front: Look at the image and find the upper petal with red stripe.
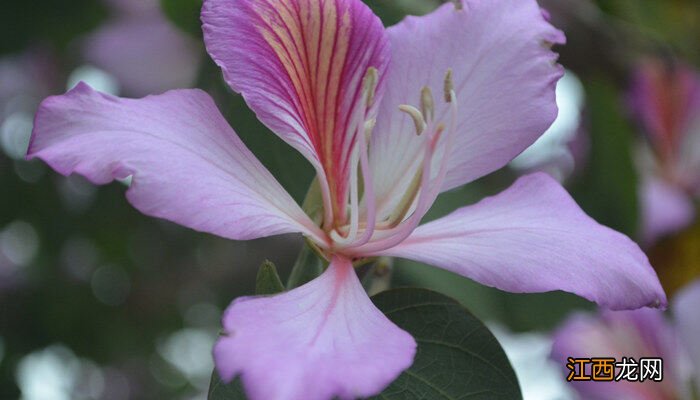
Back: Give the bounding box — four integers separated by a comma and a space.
202, 0, 390, 224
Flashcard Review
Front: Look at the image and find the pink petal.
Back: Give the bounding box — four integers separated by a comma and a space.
28, 83, 325, 242
377, 173, 666, 310
214, 256, 416, 400
674, 280, 700, 387
371, 0, 564, 212
640, 176, 695, 246
202, 0, 390, 216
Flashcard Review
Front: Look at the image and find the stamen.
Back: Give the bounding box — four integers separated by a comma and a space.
316, 167, 336, 232
420, 87, 435, 122
364, 118, 376, 142
331, 145, 360, 246
426, 78, 459, 204
434, 123, 446, 139
332, 90, 378, 248
348, 125, 436, 253
398, 105, 426, 135
352, 121, 377, 247
383, 167, 423, 228
363, 67, 379, 108
346, 69, 460, 255
444, 69, 454, 103
451, 0, 463, 11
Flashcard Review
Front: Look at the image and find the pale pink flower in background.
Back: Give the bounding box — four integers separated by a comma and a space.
629, 59, 700, 245
28, 0, 666, 398
82, 0, 201, 96
551, 280, 700, 400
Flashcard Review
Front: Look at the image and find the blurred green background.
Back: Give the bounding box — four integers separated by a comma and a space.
1, 0, 699, 399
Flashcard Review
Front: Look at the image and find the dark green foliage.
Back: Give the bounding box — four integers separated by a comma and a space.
370, 289, 521, 400
160, 0, 204, 37
570, 79, 640, 237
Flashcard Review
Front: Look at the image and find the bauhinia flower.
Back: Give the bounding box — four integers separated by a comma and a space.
551, 280, 700, 400
629, 59, 700, 245
27, 0, 667, 398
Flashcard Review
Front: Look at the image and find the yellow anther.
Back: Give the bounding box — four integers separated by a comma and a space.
444, 69, 454, 103
398, 105, 427, 136
363, 67, 379, 107
420, 86, 435, 122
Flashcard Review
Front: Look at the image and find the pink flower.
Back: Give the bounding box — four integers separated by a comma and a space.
551, 280, 700, 400
629, 59, 700, 244
82, 0, 202, 96
28, 0, 666, 398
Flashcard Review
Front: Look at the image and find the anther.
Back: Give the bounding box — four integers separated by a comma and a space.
451, 0, 463, 11
398, 105, 427, 135
444, 69, 454, 103
420, 87, 435, 122
363, 67, 379, 107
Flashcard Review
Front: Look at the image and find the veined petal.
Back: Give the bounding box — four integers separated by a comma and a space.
28, 83, 324, 242
371, 0, 564, 214
202, 0, 390, 218
376, 173, 667, 310
214, 256, 416, 400
674, 280, 700, 388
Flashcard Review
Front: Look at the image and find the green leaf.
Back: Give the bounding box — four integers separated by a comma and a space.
160, 0, 203, 37
255, 260, 285, 295
208, 288, 521, 400
370, 288, 522, 400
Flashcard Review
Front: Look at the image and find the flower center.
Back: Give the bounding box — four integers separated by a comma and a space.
325, 68, 459, 256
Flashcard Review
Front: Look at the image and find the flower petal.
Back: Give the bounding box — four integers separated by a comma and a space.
377, 173, 667, 310
640, 176, 695, 245
371, 0, 564, 213
214, 256, 416, 400
674, 280, 700, 383
28, 83, 324, 242
202, 0, 390, 207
